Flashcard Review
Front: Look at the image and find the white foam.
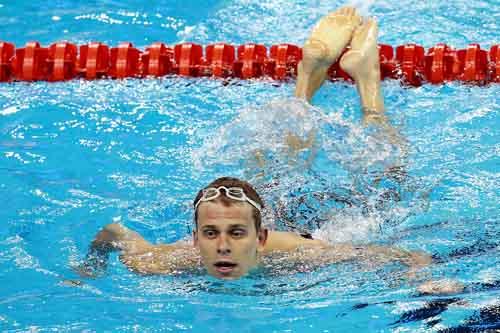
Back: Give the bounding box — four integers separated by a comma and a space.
345, 0, 375, 16
0, 106, 21, 116
312, 211, 382, 244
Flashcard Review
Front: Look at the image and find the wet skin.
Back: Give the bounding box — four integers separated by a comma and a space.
194, 200, 268, 280
78, 201, 462, 295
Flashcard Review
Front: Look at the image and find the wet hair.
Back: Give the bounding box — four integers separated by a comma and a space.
193, 177, 264, 232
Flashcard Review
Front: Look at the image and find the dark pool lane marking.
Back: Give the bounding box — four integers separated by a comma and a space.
391, 298, 461, 325
350, 280, 500, 329
437, 302, 500, 332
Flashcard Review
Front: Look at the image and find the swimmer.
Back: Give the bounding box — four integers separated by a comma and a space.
79, 176, 431, 279
77, 7, 462, 294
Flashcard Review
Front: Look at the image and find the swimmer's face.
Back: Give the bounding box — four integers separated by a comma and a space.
194, 200, 267, 280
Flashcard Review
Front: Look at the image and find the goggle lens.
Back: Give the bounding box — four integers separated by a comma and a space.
196, 186, 261, 212
202, 188, 220, 199
227, 187, 245, 199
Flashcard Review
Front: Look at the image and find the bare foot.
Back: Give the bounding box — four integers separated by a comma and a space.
340, 18, 380, 83
295, 7, 361, 101
302, 7, 362, 73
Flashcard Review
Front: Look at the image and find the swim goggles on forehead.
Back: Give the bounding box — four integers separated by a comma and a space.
194, 186, 262, 212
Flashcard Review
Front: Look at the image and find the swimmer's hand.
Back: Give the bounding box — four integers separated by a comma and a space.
75, 223, 186, 277
73, 243, 112, 278
383, 251, 464, 295
417, 279, 465, 295
73, 224, 126, 278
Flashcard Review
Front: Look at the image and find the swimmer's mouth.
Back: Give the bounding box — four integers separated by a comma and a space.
214, 261, 237, 274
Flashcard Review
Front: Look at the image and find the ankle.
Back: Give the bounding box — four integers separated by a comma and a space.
356, 79, 384, 112
295, 63, 312, 100
355, 71, 381, 89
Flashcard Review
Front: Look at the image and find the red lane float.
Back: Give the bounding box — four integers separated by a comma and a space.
268, 44, 302, 80
205, 43, 235, 77
457, 44, 488, 83
491, 45, 500, 82
425, 44, 458, 84
0, 40, 499, 85
48, 42, 77, 81
396, 44, 425, 86
0, 42, 15, 81
142, 42, 173, 77
234, 43, 267, 79
12, 42, 49, 81
379, 44, 397, 79
174, 43, 203, 76
78, 42, 110, 79
109, 42, 141, 78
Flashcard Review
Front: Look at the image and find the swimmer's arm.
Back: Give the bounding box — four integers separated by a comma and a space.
264, 231, 432, 268
119, 242, 200, 275
268, 232, 462, 295
279, 240, 432, 270
326, 244, 433, 273
76, 223, 153, 277
355, 244, 432, 270
352, 245, 464, 295
76, 223, 198, 276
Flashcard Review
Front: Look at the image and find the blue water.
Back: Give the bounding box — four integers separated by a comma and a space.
1, 0, 499, 332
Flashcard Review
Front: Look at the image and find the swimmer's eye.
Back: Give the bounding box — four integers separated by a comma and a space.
230, 229, 247, 238
203, 229, 218, 239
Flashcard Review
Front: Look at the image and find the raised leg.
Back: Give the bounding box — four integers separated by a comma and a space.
339, 19, 386, 126
340, 19, 408, 172
295, 7, 361, 102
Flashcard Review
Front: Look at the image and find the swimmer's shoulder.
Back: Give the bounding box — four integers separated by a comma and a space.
263, 230, 328, 253
121, 240, 201, 275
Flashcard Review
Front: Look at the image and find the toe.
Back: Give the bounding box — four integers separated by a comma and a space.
366, 18, 377, 27
335, 7, 345, 15
351, 21, 365, 36
353, 13, 362, 26
359, 20, 373, 34
339, 6, 354, 15
364, 19, 379, 36
327, 11, 339, 19
336, 7, 347, 16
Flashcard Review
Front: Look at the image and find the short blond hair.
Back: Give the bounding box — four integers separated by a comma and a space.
193, 177, 264, 231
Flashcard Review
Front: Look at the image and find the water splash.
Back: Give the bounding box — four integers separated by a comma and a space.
193, 98, 416, 243
345, 0, 376, 16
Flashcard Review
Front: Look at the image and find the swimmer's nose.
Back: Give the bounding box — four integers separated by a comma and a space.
216, 235, 231, 256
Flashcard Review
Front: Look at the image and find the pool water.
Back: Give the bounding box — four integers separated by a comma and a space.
1, 0, 499, 332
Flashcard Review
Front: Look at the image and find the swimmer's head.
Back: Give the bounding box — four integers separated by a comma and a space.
193, 177, 268, 280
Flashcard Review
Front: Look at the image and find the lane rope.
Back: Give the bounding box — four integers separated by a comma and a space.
1, 41, 498, 85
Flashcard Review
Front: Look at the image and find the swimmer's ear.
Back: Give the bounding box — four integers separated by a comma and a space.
257, 228, 268, 249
